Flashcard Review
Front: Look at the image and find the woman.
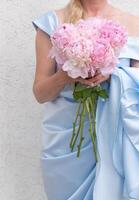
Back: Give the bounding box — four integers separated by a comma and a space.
32, 0, 139, 199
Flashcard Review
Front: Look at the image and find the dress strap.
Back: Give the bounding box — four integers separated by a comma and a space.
32, 10, 58, 36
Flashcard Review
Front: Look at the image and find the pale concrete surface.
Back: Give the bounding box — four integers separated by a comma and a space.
0, 0, 138, 200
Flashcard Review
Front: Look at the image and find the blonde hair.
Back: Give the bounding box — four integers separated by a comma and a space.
67, 0, 85, 23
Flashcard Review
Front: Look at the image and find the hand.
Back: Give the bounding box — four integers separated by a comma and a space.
74, 70, 110, 87
86, 70, 110, 86
59, 68, 110, 87
57, 68, 76, 84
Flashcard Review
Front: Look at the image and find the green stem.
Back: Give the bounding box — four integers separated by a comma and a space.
77, 101, 86, 157
70, 101, 82, 148
90, 95, 97, 140
70, 102, 83, 151
85, 99, 98, 162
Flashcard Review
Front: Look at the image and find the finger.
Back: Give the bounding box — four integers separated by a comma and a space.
86, 74, 103, 84
93, 74, 110, 83
92, 74, 103, 83
95, 69, 101, 76
82, 70, 101, 80
74, 74, 109, 86
93, 76, 109, 86
75, 77, 90, 86
74, 77, 83, 84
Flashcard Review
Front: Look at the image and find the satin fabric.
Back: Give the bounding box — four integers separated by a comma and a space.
94, 65, 139, 200
32, 11, 139, 200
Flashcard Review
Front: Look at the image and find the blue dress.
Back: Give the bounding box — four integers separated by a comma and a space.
32, 11, 139, 200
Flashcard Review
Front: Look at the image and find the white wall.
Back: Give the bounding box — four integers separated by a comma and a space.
0, 1, 138, 200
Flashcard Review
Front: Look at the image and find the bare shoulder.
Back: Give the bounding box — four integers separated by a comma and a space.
121, 11, 139, 37
111, 7, 139, 37
54, 7, 69, 24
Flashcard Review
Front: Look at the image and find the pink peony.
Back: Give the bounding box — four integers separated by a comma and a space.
100, 20, 128, 49
49, 18, 128, 79
62, 59, 89, 78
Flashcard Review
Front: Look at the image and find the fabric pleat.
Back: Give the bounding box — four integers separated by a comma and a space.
32, 10, 139, 200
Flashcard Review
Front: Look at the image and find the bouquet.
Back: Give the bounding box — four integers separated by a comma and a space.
49, 17, 128, 161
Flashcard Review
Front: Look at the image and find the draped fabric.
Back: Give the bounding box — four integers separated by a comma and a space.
94, 66, 139, 200
32, 11, 139, 200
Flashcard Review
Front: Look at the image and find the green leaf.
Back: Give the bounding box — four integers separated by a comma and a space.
74, 83, 87, 92
97, 89, 109, 99
73, 82, 108, 100
73, 91, 83, 100
82, 89, 92, 98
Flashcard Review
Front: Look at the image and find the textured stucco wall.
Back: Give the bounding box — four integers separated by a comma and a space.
0, 1, 139, 200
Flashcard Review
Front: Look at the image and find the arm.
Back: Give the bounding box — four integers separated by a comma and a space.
32, 29, 74, 103
32, 29, 90, 103
131, 59, 139, 68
